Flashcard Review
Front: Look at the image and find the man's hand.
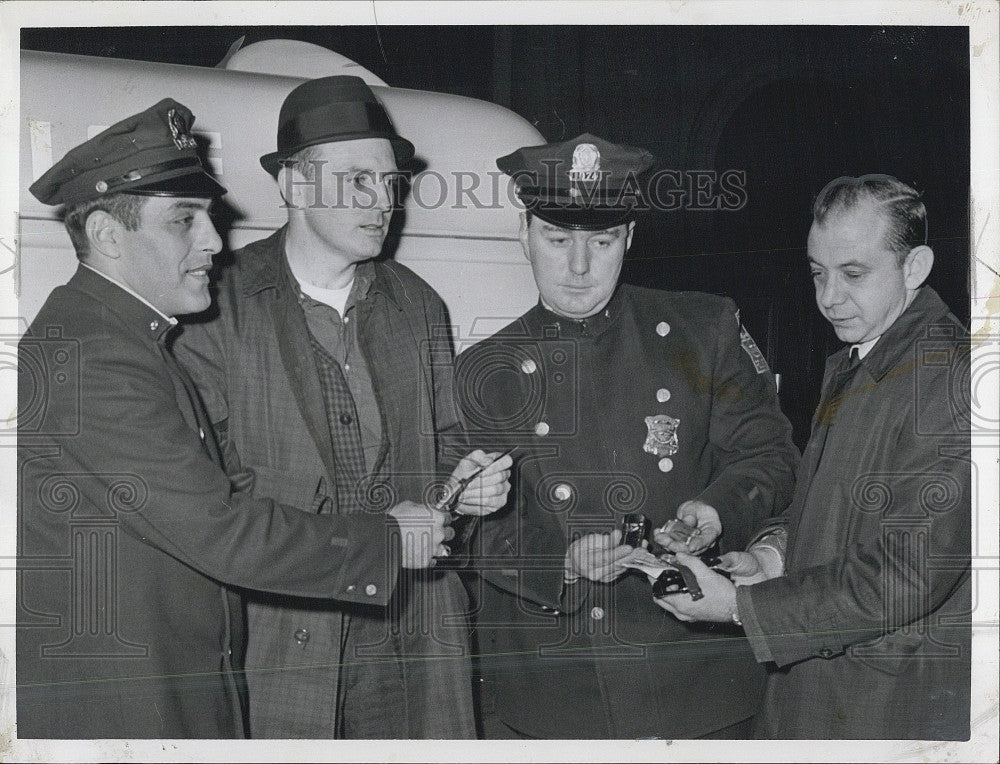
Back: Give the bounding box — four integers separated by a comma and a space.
716, 549, 779, 586
445, 449, 514, 516
653, 500, 721, 554
388, 500, 454, 569
564, 530, 634, 584
652, 551, 738, 623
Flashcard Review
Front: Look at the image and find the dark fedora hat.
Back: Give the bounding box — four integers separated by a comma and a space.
260, 75, 415, 176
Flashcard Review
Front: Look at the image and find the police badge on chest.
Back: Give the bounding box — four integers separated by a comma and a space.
643, 414, 679, 457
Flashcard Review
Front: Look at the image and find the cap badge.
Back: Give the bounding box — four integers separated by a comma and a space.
167, 108, 197, 151
643, 414, 679, 458
567, 143, 602, 198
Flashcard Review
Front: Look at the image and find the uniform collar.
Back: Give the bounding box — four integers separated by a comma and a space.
843, 287, 956, 382
69, 264, 177, 343
80, 262, 177, 325
530, 286, 622, 339
241, 226, 399, 310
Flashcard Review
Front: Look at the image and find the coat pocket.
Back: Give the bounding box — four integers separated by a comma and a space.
249, 465, 326, 513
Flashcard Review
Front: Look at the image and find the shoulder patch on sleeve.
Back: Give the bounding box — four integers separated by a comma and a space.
739, 325, 770, 374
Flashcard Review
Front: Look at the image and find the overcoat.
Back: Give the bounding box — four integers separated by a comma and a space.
456, 285, 799, 738
17, 266, 396, 738
175, 228, 476, 738
739, 287, 971, 739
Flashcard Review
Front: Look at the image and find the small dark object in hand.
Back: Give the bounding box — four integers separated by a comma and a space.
651, 554, 731, 600
620, 512, 649, 548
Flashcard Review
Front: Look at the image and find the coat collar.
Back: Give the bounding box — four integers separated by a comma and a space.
66, 264, 176, 344
239, 225, 403, 310
840, 286, 957, 383
526, 285, 623, 339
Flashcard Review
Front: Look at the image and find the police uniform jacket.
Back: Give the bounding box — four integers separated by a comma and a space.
17, 266, 396, 739
739, 287, 971, 739
458, 284, 799, 738
174, 228, 476, 738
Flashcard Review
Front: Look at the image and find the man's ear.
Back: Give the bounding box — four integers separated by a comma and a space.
276, 165, 298, 208
903, 245, 934, 290
625, 221, 636, 252
84, 210, 122, 260
518, 212, 532, 262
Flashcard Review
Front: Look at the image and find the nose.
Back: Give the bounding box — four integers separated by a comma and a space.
373, 176, 394, 212
195, 214, 223, 256
567, 238, 590, 276
818, 274, 844, 309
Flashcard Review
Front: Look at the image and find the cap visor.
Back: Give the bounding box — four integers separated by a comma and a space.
128, 170, 227, 198
529, 204, 634, 231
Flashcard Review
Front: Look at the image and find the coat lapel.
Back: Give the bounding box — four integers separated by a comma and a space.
243, 229, 340, 487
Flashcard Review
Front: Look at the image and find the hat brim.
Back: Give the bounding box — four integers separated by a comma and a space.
260, 134, 416, 177
527, 203, 636, 231
126, 169, 227, 198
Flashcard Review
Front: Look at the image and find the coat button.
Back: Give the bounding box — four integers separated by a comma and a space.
365, 584, 378, 596
521, 358, 537, 374
149, 320, 159, 332
552, 483, 572, 502
656, 388, 671, 403
590, 606, 605, 620
199, 428, 205, 440
658, 458, 673, 473
294, 628, 310, 645
346, 584, 356, 592
534, 421, 550, 437
656, 321, 670, 336
339, 413, 353, 425
820, 648, 833, 658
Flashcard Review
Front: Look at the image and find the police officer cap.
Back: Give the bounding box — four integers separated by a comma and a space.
29, 98, 226, 207
497, 133, 654, 230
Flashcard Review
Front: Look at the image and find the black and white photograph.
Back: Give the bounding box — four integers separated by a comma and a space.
1, 1, 997, 761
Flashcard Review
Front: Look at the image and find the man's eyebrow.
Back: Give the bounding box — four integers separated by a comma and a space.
169, 200, 212, 211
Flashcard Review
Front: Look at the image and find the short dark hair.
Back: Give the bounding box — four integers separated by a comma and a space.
61, 193, 145, 260
812, 174, 927, 266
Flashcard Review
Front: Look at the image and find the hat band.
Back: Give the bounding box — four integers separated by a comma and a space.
277, 101, 395, 154
99, 156, 204, 193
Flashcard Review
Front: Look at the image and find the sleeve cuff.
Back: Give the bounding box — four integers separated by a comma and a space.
334, 513, 400, 606
736, 585, 774, 663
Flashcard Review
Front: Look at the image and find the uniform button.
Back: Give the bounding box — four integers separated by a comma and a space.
658, 457, 673, 473
656, 388, 671, 403
293, 628, 310, 645
344, 363, 351, 372
590, 606, 605, 620
339, 413, 353, 425
149, 320, 159, 332
552, 483, 572, 502
343, 315, 350, 324
534, 421, 550, 437
198, 428, 205, 440
656, 321, 671, 336
346, 584, 356, 593
820, 648, 833, 658
365, 584, 378, 596
521, 358, 537, 374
